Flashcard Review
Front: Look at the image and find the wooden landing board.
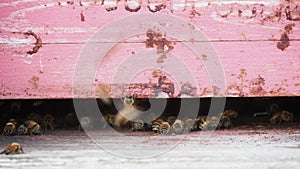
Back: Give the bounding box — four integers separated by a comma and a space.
0, 0, 300, 98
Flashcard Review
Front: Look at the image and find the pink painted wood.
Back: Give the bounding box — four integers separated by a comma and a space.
0, 0, 299, 98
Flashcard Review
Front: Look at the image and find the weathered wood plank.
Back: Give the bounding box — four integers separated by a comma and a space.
0, 0, 299, 98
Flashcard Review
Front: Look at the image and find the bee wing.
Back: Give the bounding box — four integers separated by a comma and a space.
114, 106, 141, 127
97, 84, 111, 104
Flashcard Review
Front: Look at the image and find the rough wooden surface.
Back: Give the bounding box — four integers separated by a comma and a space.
0, 129, 300, 169
0, 0, 300, 98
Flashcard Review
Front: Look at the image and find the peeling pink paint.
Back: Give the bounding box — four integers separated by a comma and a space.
0, 0, 299, 98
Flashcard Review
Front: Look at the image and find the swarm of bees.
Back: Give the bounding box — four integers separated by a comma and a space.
0, 142, 24, 155
1, 119, 41, 136
1, 112, 57, 136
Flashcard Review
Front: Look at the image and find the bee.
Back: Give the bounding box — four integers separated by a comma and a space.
78, 116, 93, 131
27, 113, 43, 124
2, 119, 17, 136
159, 122, 171, 135
143, 113, 156, 131
218, 116, 232, 129
270, 111, 294, 124
32, 100, 44, 107
131, 119, 145, 132
24, 120, 41, 136
281, 111, 294, 124
42, 114, 55, 131
196, 116, 207, 131
171, 119, 184, 135
114, 95, 139, 127
104, 114, 116, 127
167, 116, 176, 126
184, 118, 197, 132
270, 111, 283, 124
203, 116, 220, 130
10, 101, 21, 114
64, 112, 79, 129
151, 119, 163, 133
0, 142, 24, 155
17, 124, 28, 135
222, 110, 238, 118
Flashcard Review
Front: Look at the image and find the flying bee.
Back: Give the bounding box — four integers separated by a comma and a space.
167, 116, 176, 126
159, 122, 171, 135
151, 119, 163, 133
2, 119, 17, 136
17, 124, 28, 135
281, 111, 294, 124
0, 142, 24, 155
171, 119, 184, 135
24, 120, 41, 136
114, 95, 137, 128
184, 118, 197, 132
42, 113, 55, 131
131, 119, 145, 132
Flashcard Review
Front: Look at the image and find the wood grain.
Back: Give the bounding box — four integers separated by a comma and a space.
0, 0, 299, 98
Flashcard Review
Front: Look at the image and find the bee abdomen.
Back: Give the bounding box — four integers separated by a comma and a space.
159, 122, 171, 135
0, 142, 24, 155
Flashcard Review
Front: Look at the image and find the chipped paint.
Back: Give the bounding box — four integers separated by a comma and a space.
0, 0, 299, 98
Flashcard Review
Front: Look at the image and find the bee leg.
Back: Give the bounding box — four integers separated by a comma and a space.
18, 147, 24, 154
29, 129, 33, 136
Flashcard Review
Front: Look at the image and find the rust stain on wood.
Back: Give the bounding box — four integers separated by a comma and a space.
0, 0, 299, 98
22, 31, 42, 55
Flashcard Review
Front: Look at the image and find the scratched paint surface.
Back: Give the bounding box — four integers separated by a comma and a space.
0, 0, 300, 98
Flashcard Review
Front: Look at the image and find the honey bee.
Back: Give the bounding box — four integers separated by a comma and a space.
64, 112, 79, 129
196, 116, 207, 131
27, 113, 43, 124
151, 119, 163, 133
0, 142, 24, 155
143, 113, 156, 131
2, 119, 17, 136
42, 113, 55, 131
131, 119, 145, 132
10, 101, 21, 114
218, 116, 232, 129
270, 111, 283, 124
32, 100, 44, 107
203, 116, 220, 130
171, 119, 184, 135
159, 122, 171, 135
184, 118, 198, 132
222, 109, 238, 118
281, 111, 294, 124
17, 124, 28, 135
167, 116, 176, 126
78, 116, 93, 131
114, 95, 138, 127
270, 111, 294, 124
24, 120, 41, 136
